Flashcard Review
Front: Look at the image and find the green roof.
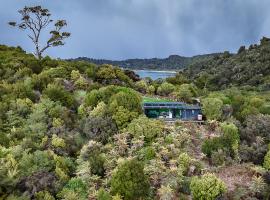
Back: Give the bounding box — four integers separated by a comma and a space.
143, 96, 174, 103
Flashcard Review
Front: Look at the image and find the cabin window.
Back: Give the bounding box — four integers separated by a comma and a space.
192, 110, 195, 114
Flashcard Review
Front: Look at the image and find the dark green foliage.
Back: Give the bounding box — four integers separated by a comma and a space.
17, 171, 57, 198
19, 150, 55, 177
239, 114, 270, 164
44, 84, 75, 108
80, 116, 118, 144
74, 54, 219, 70
58, 178, 88, 200
185, 37, 270, 89
111, 159, 150, 200
80, 141, 105, 176
202, 123, 239, 158
202, 137, 224, 158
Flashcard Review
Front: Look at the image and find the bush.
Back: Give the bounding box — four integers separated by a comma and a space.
211, 149, 227, 166
126, 116, 164, 143
58, 178, 88, 200
157, 82, 175, 96
202, 137, 224, 158
202, 123, 239, 158
97, 188, 112, 200
111, 159, 150, 200
81, 116, 117, 144
79, 140, 105, 176
263, 148, 270, 170
109, 90, 142, 114
44, 84, 75, 108
202, 98, 223, 120
190, 173, 226, 200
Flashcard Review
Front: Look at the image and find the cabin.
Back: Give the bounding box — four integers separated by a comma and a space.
143, 102, 202, 121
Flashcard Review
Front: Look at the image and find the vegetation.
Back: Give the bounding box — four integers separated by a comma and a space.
1, 6, 270, 198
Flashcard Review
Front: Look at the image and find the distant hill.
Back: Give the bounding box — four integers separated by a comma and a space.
183, 37, 270, 90
70, 53, 221, 70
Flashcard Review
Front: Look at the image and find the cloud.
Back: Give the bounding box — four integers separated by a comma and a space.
1, 0, 270, 59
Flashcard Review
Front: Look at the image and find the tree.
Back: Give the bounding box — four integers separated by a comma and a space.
202, 98, 223, 120
111, 159, 150, 200
80, 116, 117, 144
126, 116, 164, 143
157, 82, 175, 96
175, 84, 193, 103
9, 6, 70, 59
190, 173, 226, 200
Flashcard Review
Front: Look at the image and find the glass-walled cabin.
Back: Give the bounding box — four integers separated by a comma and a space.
143, 102, 202, 120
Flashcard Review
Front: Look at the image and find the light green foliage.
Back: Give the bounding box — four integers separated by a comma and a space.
112, 106, 139, 129
190, 173, 226, 200
157, 185, 175, 200
35, 191, 55, 200
95, 65, 133, 86
178, 153, 192, 174
147, 85, 156, 95
85, 89, 101, 107
157, 82, 175, 96
202, 98, 223, 120
97, 188, 112, 200
51, 134, 66, 148
112, 195, 123, 200
111, 159, 150, 200
71, 70, 81, 81
135, 80, 148, 93
175, 84, 194, 103
90, 101, 107, 118
263, 147, 270, 170
126, 116, 164, 142
221, 123, 239, 157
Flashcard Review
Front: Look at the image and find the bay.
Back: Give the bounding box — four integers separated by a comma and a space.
133, 70, 177, 80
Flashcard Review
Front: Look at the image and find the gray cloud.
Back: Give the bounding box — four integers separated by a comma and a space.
1, 0, 270, 59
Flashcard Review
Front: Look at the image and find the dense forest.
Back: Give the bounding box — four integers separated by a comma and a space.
183, 37, 270, 90
1, 36, 270, 200
72, 54, 220, 70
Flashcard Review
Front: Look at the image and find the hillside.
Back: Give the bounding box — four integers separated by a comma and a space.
1, 42, 270, 200
183, 37, 270, 90
71, 53, 221, 70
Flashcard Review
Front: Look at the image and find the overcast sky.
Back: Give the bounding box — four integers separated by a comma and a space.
1, 0, 270, 60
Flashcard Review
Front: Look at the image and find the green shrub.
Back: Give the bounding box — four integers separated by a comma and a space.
202, 98, 223, 120
202, 137, 223, 158
157, 82, 175, 96
97, 188, 112, 200
190, 173, 226, 200
263, 148, 270, 170
137, 146, 156, 161
126, 116, 164, 143
58, 178, 88, 200
111, 159, 150, 200
202, 123, 239, 158
178, 153, 192, 174
44, 84, 74, 108
211, 149, 227, 166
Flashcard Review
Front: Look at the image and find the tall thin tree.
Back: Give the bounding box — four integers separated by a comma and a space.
9, 6, 70, 59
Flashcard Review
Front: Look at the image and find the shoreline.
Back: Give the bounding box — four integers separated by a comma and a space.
132, 69, 178, 73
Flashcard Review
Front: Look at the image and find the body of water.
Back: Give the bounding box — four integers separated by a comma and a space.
133, 70, 177, 80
